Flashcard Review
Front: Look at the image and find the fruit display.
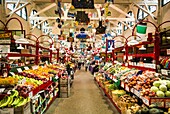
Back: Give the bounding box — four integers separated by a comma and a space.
22, 67, 54, 80
150, 79, 170, 97
0, 77, 18, 85
0, 90, 30, 108
134, 104, 166, 114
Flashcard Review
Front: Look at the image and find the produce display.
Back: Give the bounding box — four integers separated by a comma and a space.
0, 77, 18, 85
95, 62, 170, 114
0, 90, 30, 108
0, 64, 61, 114
151, 79, 170, 97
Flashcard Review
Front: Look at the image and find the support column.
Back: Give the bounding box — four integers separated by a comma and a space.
0, 0, 6, 29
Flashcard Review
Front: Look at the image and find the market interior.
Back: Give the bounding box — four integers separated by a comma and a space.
0, 0, 170, 114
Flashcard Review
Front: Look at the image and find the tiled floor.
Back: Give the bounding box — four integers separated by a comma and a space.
45, 68, 119, 114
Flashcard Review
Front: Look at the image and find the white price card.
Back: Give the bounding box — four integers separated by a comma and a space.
142, 97, 149, 106
10, 72, 15, 76
24, 67, 29, 70
29, 91, 33, 98
134, 89, 140, 97
125, 85, 130, 92
161, 69, 168, 76
121, 82, 124, 88
17, 68, 22, 73
0, 88, 5, 93
130, 88, 134, 93
21, 78, 26, 84
32, 66, 38, 70
167, 49, 170, 55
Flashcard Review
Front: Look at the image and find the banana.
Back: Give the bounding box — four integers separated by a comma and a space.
0, 96, 11, 108
15, 97, 27, 107
10, 90, 19, 97
8, 96, 14, 107
11, 97, 20, 106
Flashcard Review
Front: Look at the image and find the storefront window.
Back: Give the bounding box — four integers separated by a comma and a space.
117, 22, 122, 35
7, 3, 27, 20
137, 6, 148, 20
162, 0, 170, 5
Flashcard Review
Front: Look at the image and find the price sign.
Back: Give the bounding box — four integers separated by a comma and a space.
10, 72, 15, 76
24, 67, 29, 70
0, 88, 5, 93
161, 69, 168, 76
134, 89, 140, 97
167, 49, 170, 55
32, 66, 38, 70
21, 78, 26, 84
125, 84, 130, 92
113, 78, 118, 82
165, 99, 170, 108
121, 82, 124, 88
151, 98, 164, 107
130, 88, 134, 93
142, 97, 150, 106
17, 68, 22, 73
29, 91, 33, 98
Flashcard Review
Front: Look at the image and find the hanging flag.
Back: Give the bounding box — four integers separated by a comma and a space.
107, 40, 114, 51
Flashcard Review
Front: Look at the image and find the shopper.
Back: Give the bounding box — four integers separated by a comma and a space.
66, 63, 71, 76
78, 61, 81, 70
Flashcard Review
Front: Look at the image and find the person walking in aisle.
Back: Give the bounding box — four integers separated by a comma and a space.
78, 61, 81, 70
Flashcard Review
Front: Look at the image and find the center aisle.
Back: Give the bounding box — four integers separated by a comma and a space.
46, 68, 118, 114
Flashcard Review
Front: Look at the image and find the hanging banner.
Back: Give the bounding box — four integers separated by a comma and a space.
107, 40, 114, 51
0, 32, 12, 44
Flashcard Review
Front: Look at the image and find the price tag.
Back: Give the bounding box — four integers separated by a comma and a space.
130, 88, 134, 93
125, 84, 130, 92
142, 97, 150, 106
167, 49, 170, 55
165, 99, 170, 108
121, 82, 124, 88
0, 88, 5, 93
113, 78, 118, 82
29, 91, 33, 98
161, 69, 168, 76
17, 68, 22, 73
32, 66, 38, 70
10, 72, 15, 76
21, 78, 26, 84
24, 67, 29, 70
50, 77, 52, 81
151, 98, 164, 107
7, 90, 11, 95
125, 63, 128, 67
134, 89, 140, 97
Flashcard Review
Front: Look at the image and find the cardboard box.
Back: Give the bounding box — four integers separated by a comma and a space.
14, 102, 31, 114
0, 108, 14, 114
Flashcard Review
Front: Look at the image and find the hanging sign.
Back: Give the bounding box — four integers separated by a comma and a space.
167, 49, 170, 55
0, 32, 12, 44
107, 40, 114, 51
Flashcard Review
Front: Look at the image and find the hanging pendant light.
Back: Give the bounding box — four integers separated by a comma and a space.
17, 44, 24, 49
15, 34, 29, 44
139, 45, 146, 50
127, 39, 139, 46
